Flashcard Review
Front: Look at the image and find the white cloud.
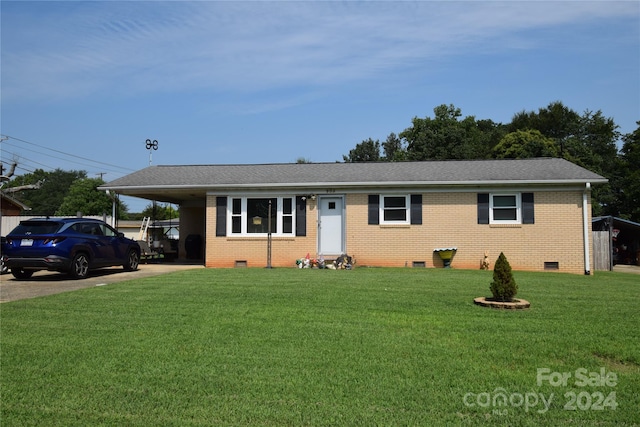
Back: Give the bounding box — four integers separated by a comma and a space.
2, 1, 636, 103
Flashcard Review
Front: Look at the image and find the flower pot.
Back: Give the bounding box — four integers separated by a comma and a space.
434, 247, 457, 268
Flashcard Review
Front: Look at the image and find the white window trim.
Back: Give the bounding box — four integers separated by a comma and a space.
489, 193, 521, 224
228, 196, 295, 236
379, 194, 410, 225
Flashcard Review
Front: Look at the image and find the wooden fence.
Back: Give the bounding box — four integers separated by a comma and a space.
592, 230, 611, 271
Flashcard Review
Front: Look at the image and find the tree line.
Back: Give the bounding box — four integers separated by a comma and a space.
2, 101, 638, 222
1, 169, 176, 221
342, 101, 639, 222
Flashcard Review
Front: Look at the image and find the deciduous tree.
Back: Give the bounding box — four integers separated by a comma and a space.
400, 104, 499, 161
508, 102, 621, 216
382, 133, 406, 161
493, 129, 558, 159
141, 203, 179, 221
619, 122, 640, 222
56, 177, 123, 216
343, 138, 381, 162
7, 169, 87, 216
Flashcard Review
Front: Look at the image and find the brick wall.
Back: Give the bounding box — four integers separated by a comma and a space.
347, 191, 592, 274
206, 195, 318, 268
205, 190, 593, 274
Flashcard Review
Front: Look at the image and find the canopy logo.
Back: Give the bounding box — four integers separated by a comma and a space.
463, 367, 618, 416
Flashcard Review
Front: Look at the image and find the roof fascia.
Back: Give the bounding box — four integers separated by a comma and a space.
212, 185, 595, 198
100, 178, 607, 193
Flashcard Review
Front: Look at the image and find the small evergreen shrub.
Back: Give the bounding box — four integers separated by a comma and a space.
490, 252, 518, 301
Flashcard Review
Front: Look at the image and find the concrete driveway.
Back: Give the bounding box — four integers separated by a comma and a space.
0, 263, 203, 303
612, 264, 640, 274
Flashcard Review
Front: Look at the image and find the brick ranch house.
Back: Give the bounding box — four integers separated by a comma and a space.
100, 158, 607, 274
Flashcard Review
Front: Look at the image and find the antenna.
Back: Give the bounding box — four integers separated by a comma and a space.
145, 139, 158, 166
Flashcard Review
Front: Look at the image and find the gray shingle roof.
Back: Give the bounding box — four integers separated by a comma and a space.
103, 158, 606, 190
99, 158, 607, 205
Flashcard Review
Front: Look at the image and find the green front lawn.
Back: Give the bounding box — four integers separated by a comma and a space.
1, 268, 638, 426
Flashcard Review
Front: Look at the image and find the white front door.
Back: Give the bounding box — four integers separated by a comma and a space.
318, 196, 344, 255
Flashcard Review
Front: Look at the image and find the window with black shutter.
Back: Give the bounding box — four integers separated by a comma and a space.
216, 197, 227, 236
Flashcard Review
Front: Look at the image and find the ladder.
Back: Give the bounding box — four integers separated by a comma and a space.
138, 217, 151, 241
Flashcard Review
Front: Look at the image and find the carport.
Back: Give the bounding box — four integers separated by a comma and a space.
592, 216, 640, 270
99, 167, 208, 265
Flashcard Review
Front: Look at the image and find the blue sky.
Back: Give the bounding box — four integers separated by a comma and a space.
1, 1, 638, 212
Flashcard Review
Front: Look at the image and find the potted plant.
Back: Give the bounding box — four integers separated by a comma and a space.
434, 247, 457, 268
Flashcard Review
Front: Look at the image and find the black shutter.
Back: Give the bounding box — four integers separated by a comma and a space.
216, 196, 227, 236
296, 196, 307, 236
522, 193, 535, 224
477, 193, 489, 224
368, 195, 380, 225
410, 194, 422, 225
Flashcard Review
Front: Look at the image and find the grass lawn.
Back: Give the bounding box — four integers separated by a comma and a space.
1, 267, 639, 426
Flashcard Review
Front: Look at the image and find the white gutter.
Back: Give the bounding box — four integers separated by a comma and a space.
100, 178, 608, 192
583, 183, 591, 275
105, 190, 117, 227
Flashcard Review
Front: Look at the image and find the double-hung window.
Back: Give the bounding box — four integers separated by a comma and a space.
381, 195, 410, 224
368, 194, 422, 225
228, 197, 295, 236
478, 193, 534, 225
282, 198, 294, 234
490, 194, 521, 224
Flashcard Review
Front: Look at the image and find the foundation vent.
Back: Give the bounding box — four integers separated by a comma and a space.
544, 262, 559, 270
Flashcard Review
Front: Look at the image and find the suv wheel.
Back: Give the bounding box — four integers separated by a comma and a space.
123, 249, 140, 271
11, 268, 34, 280
69, 253, 90, 279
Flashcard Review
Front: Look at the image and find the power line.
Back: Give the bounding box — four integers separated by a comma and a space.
1, 142, 128, 175
2, 145, 66, 171
0, 134, 137, 174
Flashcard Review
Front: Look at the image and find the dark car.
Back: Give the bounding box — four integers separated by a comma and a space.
2, 218, 140, 280
1, 236, 8, 274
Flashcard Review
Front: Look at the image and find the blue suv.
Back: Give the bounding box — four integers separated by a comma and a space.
2, 218, 141, 280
